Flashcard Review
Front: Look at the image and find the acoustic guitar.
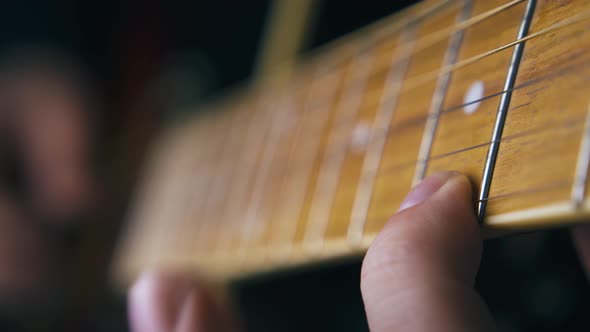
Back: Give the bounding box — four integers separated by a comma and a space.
113, 0, 590, 286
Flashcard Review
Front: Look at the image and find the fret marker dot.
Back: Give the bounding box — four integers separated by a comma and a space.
351, 121, 372, 152
464, 80, 484, 115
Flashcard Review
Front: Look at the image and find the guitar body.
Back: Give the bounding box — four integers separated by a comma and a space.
114, 0, 590, 286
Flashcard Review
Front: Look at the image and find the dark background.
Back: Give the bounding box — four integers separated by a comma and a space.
1, 1, 589, 331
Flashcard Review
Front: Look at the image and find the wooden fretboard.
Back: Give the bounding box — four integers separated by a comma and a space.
114, 0, 590, 285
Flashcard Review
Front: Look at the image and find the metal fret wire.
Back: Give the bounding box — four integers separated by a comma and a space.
213, 95, 275, 253
303, 58, 590, 181
302, 0, 524, 83
271, 66, 345, 256
347, 25, 417, 245
238, 95, 295, 253
222, 5, 588, 252
197, 0, 525, 149
192, 113, 247, 251
216, 56, 590, 190
378, 113, 586, 180
204, 0, 590, 254
477, 0, 536, 220
200, 9, 590, 177
309, 9, 590, 146
412, 0, 473, 187
231, 108, 587, 234
303, 49, 374, 251
203, 49, 590, 251
571, 105, 590, 207
208, 114, 258, 255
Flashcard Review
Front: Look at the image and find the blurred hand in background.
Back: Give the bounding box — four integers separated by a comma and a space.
0, 50, 95, 319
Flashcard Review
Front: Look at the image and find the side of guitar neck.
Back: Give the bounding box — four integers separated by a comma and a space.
114, 0, 590, 285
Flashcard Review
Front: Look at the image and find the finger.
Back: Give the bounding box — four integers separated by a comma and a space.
361, 171, 495, 332
571, 224, 590, 280
1, 60, 93, 222
128, 272, 236, 332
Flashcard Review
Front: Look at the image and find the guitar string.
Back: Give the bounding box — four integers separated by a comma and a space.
221, 114, 580, 250
197, 2, 590, 158
351, 7, 590, 111
199, 84, 587, 253
361, 6, 585, 148
184, 54, 589, 243
476, 0, 536, 220
216, 55, 590, 184
300, 0, 524, 78
411, 0, 474, 187
205, 7, 590, 159
191, 97, 584, 242
194, 0, 526, 142
209, 65, 349, 254
203, 177, 572, 253
191, 1, 590, 156
477, 180, 571, 203
180, 177, 569, 261
190, 110, 255, 251
373, 115, 585, 181
177, 115, 246, 253
220, 66, 590, 252
257, 83, 328, 255
210, 92, 279, 253
399, 8, 590, 92
297, 0, 456, 72
410, 0, 524, 54
333, 180, 572, 234
201, 19, 590, 258
243, 59, 373, 251
133, 4, 586, 260
205, 175, 573, 252
302, 50, 375, 248
311, 0, 524, 91
317, 96, 585, 242
187, 8, 590, 250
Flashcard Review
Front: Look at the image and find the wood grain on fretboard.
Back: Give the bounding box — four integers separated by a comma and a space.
114, 0, 590, 284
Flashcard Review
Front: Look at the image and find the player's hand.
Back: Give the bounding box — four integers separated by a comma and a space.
361, 171, 495, 331
129, 171, 498, 331
0, 54, 93, 306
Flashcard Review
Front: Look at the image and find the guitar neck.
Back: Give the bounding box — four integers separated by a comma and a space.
114, 0, 590, 285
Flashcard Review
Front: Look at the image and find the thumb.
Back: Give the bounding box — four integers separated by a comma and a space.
361, 171, 495, 332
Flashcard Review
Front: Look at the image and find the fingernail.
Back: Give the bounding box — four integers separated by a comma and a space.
398, 171, 460, 211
